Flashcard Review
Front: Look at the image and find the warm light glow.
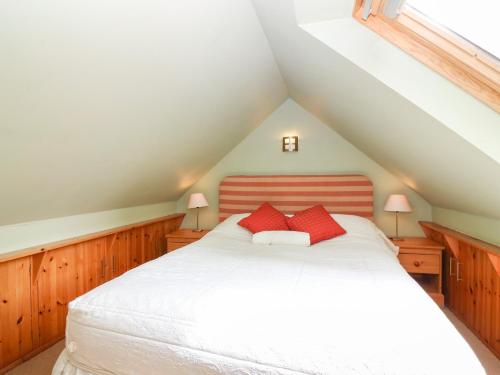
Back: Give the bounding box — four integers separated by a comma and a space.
282, 136, 298, 152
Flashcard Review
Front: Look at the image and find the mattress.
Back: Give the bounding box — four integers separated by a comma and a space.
53, 214, 485, 375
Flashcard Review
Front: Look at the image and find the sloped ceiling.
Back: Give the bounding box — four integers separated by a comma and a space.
251, 0, 500, 220
1, 0, 499, 227
0, 0, 287, 225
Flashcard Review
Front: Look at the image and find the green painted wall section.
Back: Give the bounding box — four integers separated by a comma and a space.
432, 207, 500, 246
0, 201, 177, 256
177, 99, 432, 236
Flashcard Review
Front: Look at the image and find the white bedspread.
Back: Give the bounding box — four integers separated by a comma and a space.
53, 215, 484, 375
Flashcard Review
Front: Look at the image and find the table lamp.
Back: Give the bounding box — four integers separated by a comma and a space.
188, 193, 208, 232
384, 194, 412, 240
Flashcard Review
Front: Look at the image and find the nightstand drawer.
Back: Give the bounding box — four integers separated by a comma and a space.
165, 229, 210, 253
399, 253, 440, 274
167, 240, 193, 252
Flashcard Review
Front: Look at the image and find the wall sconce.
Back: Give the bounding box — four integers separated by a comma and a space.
282, 136, 298, 152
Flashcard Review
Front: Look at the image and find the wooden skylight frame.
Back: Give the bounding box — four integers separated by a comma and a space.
353, 0, 500, 112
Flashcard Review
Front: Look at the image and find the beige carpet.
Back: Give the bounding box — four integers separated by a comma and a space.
7, 309, 499, 375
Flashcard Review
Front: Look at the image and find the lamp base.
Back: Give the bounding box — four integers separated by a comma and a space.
390, 236, 404, 241
192, 229, 203, 233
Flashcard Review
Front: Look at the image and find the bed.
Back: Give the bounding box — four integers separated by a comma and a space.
53, 175, 485, 375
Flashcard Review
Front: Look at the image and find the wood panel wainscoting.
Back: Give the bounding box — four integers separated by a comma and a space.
0, 213, 185, 374
420, 221, 500, 359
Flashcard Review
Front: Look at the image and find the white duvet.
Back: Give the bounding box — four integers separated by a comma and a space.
53, 214, 484, 375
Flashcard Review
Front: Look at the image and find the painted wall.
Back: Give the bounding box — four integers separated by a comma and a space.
252, 0, 500, 222
432, 207, 500, 246
177, 99, 432, 236
0, 0, 286, 225
0, 201, 176, 256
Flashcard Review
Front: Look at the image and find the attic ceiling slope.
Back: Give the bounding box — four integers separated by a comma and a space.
291, 0, 500, 161
251, 0, 500, 220
0, 0, 287, 226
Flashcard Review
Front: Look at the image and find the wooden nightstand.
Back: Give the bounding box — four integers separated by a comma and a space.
165, 229, 210, 252
392, 237, 445, 308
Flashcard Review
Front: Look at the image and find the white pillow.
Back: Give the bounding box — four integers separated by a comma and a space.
252, 231, 310, 246
331, 214, 375, 236
208, 213, 252, 241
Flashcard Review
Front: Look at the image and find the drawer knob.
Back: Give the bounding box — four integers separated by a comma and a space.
413, 261, 421, 267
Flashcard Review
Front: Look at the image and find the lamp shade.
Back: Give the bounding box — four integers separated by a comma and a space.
188, 193, 208, 209
384, 194, 412, 212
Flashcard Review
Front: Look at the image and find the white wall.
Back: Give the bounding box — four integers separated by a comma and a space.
177, 99, 432, 236
0, 0, 286, 225
0, 201, 176, 256
252, 0, 500, 222
432, 207, 500, 246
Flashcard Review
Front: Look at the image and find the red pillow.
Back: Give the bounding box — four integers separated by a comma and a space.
238, 203, 289, 233
287, 205, 346, 244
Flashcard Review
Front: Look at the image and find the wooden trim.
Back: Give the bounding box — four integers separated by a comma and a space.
353, 1, 500, 112
0, 213, 185, 263
399, 9, 500, 77
420, 221, 500, 257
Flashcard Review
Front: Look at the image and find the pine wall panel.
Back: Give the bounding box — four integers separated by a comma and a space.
421, 221, 500, 358
0, 213, 184, 373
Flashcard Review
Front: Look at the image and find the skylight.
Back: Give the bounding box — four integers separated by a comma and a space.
353, 0, 500, 112
405, 0, 500, 60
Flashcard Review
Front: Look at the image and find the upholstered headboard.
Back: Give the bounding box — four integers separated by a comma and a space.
219, 175, 373, 221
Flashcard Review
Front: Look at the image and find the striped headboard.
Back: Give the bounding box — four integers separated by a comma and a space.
219, 175, 373, 221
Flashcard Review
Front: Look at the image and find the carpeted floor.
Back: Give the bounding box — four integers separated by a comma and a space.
6, 309, 499, 375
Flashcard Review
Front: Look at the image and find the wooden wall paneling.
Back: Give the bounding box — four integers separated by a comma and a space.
75, 241, 90, 296
104, 234, 117, 282
29, 252, 46, 350
442, 235, 459, 311
475, 246, 486, 339
153, 223, 165, 258
420, 221, 500, 359
108, 232, 129, 278
459, 243, 471, 325
57, 246, 77, 338
35, 251, 55, 347
117, 231, 130, 277
95, 237, 108, 286
143, 225, 156, 263
443, 251, 455, 310
129, 227, 144, 270
0, 214, 184, 373
36, 246, 76, 346
0, 258, 33, 369
483, 249, 499, 354
480, 249, 492, 347
489, 254, 500, 275
76, 239, 104, 296
493, 265, 500, 355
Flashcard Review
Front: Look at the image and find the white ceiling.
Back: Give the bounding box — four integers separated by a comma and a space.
0, 0, 287, 225
1, 0, 498, 226
251, 0, 500, 220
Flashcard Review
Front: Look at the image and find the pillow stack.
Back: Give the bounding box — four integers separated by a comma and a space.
238, 202, 346, 245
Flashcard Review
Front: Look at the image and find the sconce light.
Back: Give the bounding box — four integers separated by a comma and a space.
282, 136, 298, 152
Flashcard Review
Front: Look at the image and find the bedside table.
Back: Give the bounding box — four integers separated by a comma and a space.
392, 237, 445, 308
165, 229, 210, 252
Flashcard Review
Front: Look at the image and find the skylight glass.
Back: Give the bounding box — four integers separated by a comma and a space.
405, 0, 500, 60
